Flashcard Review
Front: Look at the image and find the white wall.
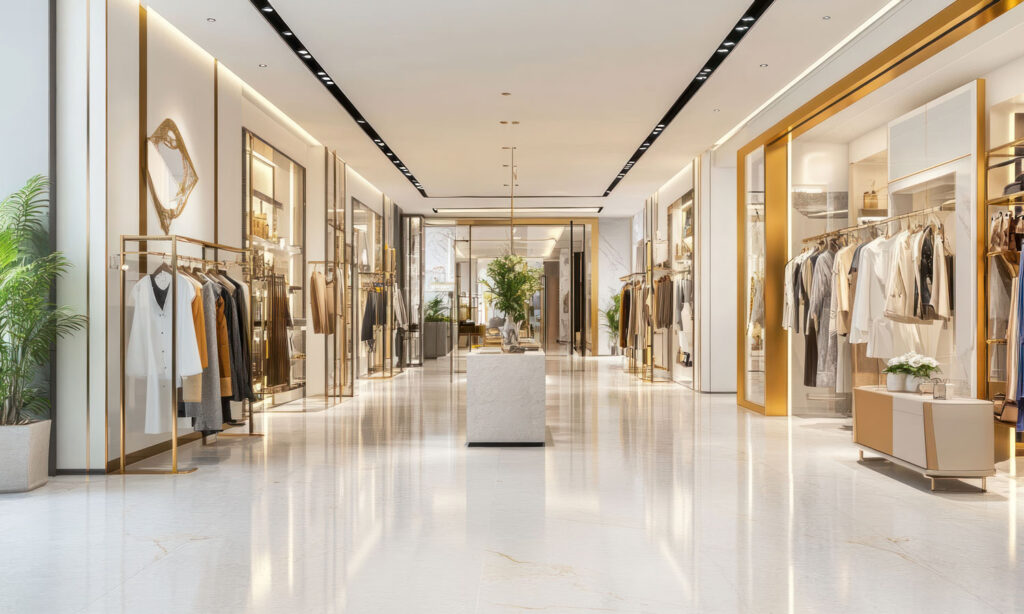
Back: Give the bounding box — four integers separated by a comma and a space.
53, 1, 390, 470
597, 218, 630, 354
699, 150, 737, 393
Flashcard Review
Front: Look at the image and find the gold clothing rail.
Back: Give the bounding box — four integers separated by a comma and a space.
801, 204, 951, 244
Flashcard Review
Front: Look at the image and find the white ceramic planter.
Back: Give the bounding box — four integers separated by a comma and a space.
905, 376, 927, 393
0, 420, 51, 493
886, 373, 906, 392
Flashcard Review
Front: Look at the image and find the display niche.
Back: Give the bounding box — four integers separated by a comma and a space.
243, 130, 307, 408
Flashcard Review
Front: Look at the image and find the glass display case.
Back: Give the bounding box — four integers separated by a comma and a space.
404, 215, 424, 367
243, 130, 306, 408
743, 147, 766, 406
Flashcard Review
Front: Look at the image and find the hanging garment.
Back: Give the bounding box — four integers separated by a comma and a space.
266, 277, 291, 388
849, 233, 920, 360
310, 270, 329, 334
193, 281, 224, 432
1008, 275, 1020, 409
125, 273, 204, 434
393, 283, 409, 330
808, 249, 836, 388
930, 233, 953, 321
224, 274, 256, 402
618, 285, 630, 349
325, 277, 337, 335
179, 274, 207, 404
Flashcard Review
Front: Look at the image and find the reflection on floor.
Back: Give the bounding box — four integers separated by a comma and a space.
1, 357, 1022, 612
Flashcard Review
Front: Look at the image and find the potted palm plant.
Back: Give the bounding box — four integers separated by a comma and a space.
0, 176, 86, 492
480, 254, 542, 348
600, 293, 621, 355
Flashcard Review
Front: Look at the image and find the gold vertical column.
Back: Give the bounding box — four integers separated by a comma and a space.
763, 139, 789, 416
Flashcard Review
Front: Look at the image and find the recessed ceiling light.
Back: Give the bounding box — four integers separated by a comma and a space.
317, 71, 326, 76
258, 63, 268, 68
262, 6, 273, 12
206, 17, 216, 22
724, 42, 735, 46
760, 63, 768, 67
386, 152, 393, 156
736, 26, 748, 31
717, 48, 728, 53
325, 81, 334, 85
298, 49, 308, 54
702, 68, 711, 72
283, 31, 292, 36
357, 119, 366, 124
742, 16, 755, 22
822, 15, 831, 20
501, 92, 511, 96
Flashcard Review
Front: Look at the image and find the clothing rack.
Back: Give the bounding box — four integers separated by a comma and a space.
801, 204, 951, 243
118, 235, 261, 476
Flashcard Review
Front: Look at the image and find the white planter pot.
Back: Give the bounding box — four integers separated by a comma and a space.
905, 376, 927, 393
886, 373, 906, 392
0, 420, 51, 493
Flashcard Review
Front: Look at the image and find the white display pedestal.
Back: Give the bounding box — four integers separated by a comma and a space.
466, 349, 546, 446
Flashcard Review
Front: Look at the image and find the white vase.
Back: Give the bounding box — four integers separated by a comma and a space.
905, 376, 926, 393
886, 373, 905, 392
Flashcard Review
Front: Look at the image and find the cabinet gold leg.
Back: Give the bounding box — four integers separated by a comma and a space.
930, 477, 936, 491
859, 450, 864, 461
982, 477, 987, 492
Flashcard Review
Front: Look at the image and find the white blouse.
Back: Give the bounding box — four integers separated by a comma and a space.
125, 272, 204, 434
849, 233, 920, 359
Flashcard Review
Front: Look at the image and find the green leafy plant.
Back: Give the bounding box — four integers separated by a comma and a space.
424, 294, 450, 322
0, 175, 86, 425
480, 254, 542, 326
600, 293, 620, 337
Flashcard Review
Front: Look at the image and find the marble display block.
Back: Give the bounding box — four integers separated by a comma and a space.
466, 350, 546, 445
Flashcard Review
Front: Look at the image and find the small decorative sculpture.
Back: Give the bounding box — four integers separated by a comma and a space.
146, 118, 198, 234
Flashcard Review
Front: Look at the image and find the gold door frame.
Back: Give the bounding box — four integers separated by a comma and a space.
735, 0, 1014, 415
453, 217, 601, 356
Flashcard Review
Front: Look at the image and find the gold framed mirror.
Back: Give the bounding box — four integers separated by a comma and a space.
146, 118, 198, 233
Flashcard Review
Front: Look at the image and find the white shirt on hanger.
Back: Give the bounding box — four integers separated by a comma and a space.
125, 272, 204, 434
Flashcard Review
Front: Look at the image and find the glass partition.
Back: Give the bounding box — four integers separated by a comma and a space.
743, 147, 766, 406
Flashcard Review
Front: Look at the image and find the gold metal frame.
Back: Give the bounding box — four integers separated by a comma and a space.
115, 234, 259, 475
736, 0, 1019, 415
453, 217, 600, 354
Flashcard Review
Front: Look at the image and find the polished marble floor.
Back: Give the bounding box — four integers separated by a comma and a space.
2, 357, 1023, 613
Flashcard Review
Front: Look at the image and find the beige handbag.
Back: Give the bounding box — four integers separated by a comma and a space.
863, 181, 879, 209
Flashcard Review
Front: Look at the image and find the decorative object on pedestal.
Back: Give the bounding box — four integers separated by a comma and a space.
0, 176, 86, 492
883, 352, 940, 394
931, 378, 948, 400
146, 118, 198, 234
481, 254, 542, 351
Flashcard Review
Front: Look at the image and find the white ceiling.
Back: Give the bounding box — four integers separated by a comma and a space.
147, 0, 898, 216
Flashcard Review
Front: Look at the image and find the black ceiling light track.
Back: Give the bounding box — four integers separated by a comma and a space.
248, 0, 428, 196
602, 0, 775, 196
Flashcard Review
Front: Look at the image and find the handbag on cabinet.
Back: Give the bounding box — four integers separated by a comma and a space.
993, 393, 1019, 425
252, 212, 270, 239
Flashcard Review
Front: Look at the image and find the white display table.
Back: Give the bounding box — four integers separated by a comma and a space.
853, 386, 994, 491
466, 349, 546, 446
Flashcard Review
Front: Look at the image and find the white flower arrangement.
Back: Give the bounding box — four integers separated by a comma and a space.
884, 352, 940, 377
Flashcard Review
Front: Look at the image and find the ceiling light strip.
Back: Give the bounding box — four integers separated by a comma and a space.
712, 0, 902, 148
431, 207, 603, 215
248, 0, 427, 196
602, 0, 775, 196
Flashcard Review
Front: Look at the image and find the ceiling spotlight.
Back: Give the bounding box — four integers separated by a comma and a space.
501, 92, 512, 96
717, 48, 729, 53
317, 71, 326, 76
760, 63, 768, 68
702, 68, 711, 72
298, 49, 308, 54
357, 119, 366, 124
206, 17, 216, 22
742, 16, 755, 22
283, 31, 292, 36
258, 63, 268, 68
262, 6, 273, 12
736, 26, 748, 31
386, 152, 393, 156
724, 42, 735, 46
325, 81, 334, 85
822, 15, 831, 20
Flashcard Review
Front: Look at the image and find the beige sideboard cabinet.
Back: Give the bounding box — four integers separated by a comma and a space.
852, 387, 995, 491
